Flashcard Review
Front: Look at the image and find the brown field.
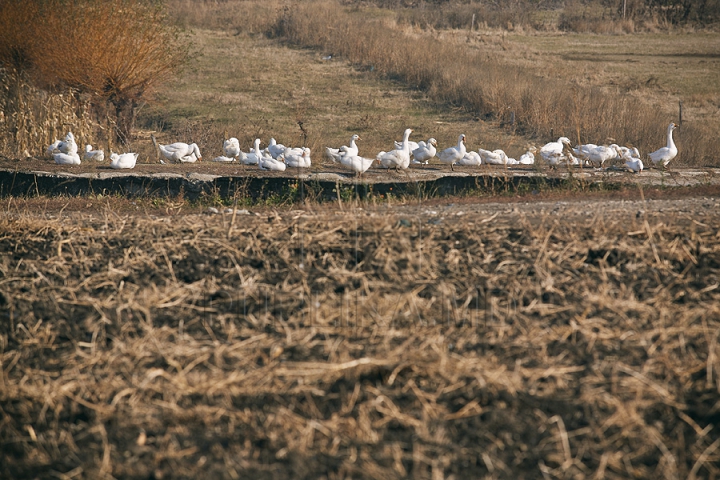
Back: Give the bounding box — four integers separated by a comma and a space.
2, 190, 720, 479
3, 2, 720, 479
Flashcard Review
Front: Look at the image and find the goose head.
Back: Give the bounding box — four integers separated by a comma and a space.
428, 138, 438, 146
191, 143, 202, 160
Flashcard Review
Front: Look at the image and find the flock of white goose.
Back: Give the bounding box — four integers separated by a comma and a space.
46, 122, 678, 175
46, 132, 138, 169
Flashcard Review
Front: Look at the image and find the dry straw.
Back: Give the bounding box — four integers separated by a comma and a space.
1, 197, 719, 478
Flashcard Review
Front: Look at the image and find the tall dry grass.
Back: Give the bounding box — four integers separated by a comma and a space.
0, 75, 95, 158
363, 0, 720, 30
167, 0, 286, 33
271, 1, 717, 165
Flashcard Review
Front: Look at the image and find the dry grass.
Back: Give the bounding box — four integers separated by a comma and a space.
155, 0, 720, 167
0, 75, 95, 158
137, 29, 525, 163
1, 194, 720, 478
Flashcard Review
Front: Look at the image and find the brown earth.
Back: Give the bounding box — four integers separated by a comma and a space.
1, 192, 720, 479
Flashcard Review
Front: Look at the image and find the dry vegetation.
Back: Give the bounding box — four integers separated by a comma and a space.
2, 193, 720, 478
155, 0, 720, 167
1, 0, 718, 167
0, 0, 189, 150
270, 1, 719, 166
2, 4, 720, 477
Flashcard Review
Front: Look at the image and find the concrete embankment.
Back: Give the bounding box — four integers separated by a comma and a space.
1, 166, 717, 201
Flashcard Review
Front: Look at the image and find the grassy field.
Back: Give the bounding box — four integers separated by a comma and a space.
137, 1, 720, 167
138, 29, 529, 163
506, 31, 720, 123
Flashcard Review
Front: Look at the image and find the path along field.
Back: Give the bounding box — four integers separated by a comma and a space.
2, 189, 720, 479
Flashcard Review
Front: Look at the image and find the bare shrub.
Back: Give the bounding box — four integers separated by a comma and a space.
0, 0, 190, 152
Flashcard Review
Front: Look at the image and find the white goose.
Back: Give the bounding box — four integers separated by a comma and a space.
377, 128, 413, 171
338, 150, 376, 177
46, 139, 62, 158
519, 147, 536, 165
84, 145, 104, 162
53, 152, 81, 165
616, 145, 644, 173
582, 144, 619, 168
648, 122, 678, 169
573, 143, 597, 158
540, 137, 574, 166
109, 152, 138, 169
437, 134, 466, 171
326, 134, 361, 162
58, 132, 78, 155
478, 147, 507, 165
223, 137, 241, 159
259, 152, 286, 171
284, 147, 312, 168
153, 136, 202, 163
267, 138, 286, 159
456, 150, 482, 166
411, 138, 437, 165
242, 139, 263, 165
